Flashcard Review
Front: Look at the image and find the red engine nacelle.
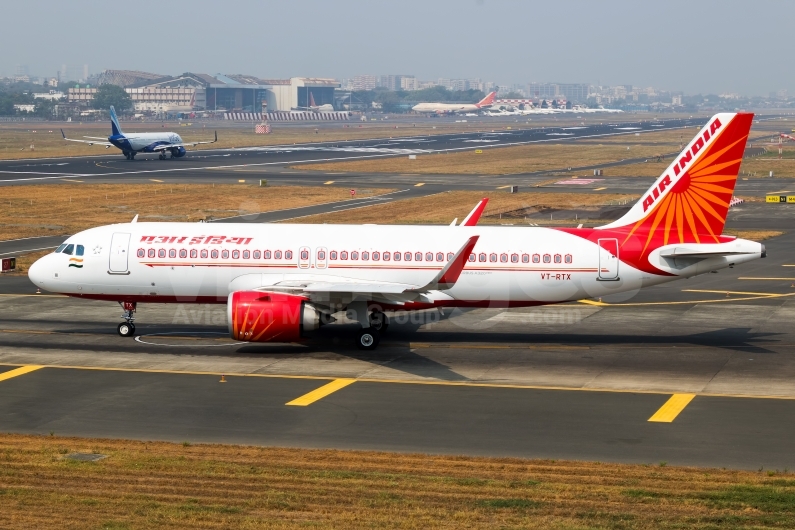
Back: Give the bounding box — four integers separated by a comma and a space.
227, 291, 320, 343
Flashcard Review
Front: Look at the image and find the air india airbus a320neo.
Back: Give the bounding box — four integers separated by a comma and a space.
29, 112, 763, 350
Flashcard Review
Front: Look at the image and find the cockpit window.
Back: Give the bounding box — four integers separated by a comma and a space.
62, 244, 75, 255
76, 245, 85, 256
55, 244, 67, 253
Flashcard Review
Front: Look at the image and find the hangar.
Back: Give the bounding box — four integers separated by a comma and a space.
69, 70, 340, 113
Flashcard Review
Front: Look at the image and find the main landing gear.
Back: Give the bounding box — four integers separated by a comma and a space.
355, 308, 389, 351
117, 301, 137, 337
124, 151, 136, 160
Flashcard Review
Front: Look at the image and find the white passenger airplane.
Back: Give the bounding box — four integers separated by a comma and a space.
412, 91, 497, 115
292, 92, 335, 113
30, 113, 762, 350
61, 106, 217, 160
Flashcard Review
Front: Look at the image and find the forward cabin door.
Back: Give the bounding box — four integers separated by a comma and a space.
109, 232, 131, 273
597, 238, 619, 280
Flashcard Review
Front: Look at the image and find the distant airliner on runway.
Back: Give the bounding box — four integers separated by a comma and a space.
32, 113, 762, 350
61, 106, 217, 160
412, 91, 497, 115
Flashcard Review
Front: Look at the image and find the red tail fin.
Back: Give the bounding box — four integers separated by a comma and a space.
601, 112, 753, 252
477, 91, 497, 108
309, 92, 316, 107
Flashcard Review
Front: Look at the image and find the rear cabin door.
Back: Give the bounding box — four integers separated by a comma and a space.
597, 238, 619, 280
109, 232, 131, 273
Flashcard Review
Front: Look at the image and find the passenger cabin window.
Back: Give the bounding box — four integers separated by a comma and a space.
543, 254, 551, 263
393, 252, 400, 261
211, 250, 219, 259
565, 254, 573, 264
137, 249, 145, 258
533, 254, 540, 263
372, 251, 379, 261
169, 249, 176, 258
490, 253, 497, 263
318, 250, 326, 260
351, 251, 359, 260
479, 253, 486, 262
148, 249, 155, 258
221, 250, 229, 259
232, 250, 239, 259
285, 250, 293, 260
511, 254, 518, 263
76, 245, 85, 256
340, 251, 348, 260
415, 252, 422, 261
554, 254, 562, 264
500, 254, 508, 263
158, 249, 166, 258
330, 251, 337, 260
253, 250, 261, 259
447, 253, 454, 261
201, 249, 208, 258
264, 250, 271, 259
382, 252, 390, 261
274, 250, 282, 259
436, 253, 444, 262
301, 250, 309, 260
188, 249, 196, 258
242, 250, 250, 259
180, 249, 187, 258
362, 251, 369, 261
404, 252, 411, 261
468, 253, 475, 262
63, 244, 75, 255
425, 252, 433, 262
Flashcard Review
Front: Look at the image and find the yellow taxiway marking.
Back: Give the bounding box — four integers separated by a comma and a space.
767, 190, 791, 195
593, 187, 607, 191
0, 365, 43, 382
579, 291, 795, 307
648, 394, 696, 423
414, 182, 425, 187
0, 363, 794, 400
738, 277, 795, 281
149, 179, 164, 183
286, 378, 356, 406
682, 289, 786, 297
782, 265, 795, 267
497, 185, 512, 189
62, 179, 83, 182
238, 179, 245, 183
324, 180, 335, 185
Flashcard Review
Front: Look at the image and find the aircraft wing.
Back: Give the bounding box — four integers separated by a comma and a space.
151, 131, 218, 151
235, 236, 480, 305
61, 129, 112, 147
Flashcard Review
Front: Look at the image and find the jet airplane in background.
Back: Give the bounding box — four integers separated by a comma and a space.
61, 106, 217, 160
412, 91, 497, 115
292, 92, 335, 112
32, 113, 762, 350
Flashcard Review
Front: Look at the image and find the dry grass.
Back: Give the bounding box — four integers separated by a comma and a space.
724, 230, 784, 241
0, 184, 390, 241
0, 433, 793, 529
288, 190, 638, 225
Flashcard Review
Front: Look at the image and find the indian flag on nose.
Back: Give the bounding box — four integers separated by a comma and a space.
68, 257, 83, 268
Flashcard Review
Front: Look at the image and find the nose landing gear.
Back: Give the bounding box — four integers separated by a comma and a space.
118, 301, 137, 337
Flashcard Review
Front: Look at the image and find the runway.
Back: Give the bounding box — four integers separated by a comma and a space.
0, 117, 704, 185
0, 217, 793, 469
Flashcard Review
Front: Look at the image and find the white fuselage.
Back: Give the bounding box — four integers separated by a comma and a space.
111, 132, 184, 153
412, 103, 485, 114
28, 222, 763, 308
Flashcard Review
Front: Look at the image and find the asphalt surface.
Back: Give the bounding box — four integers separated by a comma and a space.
0, 117, 704, 186
2, 115, 795, 469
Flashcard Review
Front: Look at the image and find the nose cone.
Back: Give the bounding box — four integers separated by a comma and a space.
28, 254, 49, 289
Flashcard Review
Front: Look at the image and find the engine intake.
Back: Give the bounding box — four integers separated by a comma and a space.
227, 291, 319, 343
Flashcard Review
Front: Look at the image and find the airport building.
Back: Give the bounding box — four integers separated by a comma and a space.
528, 83, 590, 103
69, 70, 340, 113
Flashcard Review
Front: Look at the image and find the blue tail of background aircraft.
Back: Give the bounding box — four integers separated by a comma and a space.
109, 106, 124, 137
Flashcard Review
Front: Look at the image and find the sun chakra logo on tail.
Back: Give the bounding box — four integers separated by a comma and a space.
623, 113, 753, 255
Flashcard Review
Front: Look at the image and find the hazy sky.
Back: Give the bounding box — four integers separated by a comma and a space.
1, 0, 790, 96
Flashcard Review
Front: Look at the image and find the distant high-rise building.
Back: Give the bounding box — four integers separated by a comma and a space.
400, 76, 417, 91
527, 82, 589, 102
352, 75, 377, 91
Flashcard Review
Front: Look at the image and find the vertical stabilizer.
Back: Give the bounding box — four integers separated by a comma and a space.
476, 91, 497, 108
109, 105, 124, 137
599, 113, 753, 250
